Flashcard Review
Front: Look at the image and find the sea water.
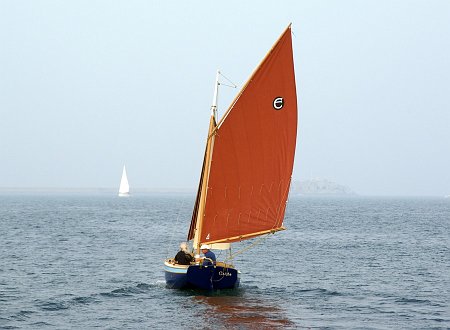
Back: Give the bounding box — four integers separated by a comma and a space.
1, 193, 449, 329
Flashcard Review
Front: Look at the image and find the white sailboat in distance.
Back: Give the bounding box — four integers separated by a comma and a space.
118, 165, 130, 197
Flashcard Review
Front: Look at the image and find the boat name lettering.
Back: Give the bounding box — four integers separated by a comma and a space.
218, 271, 232, 276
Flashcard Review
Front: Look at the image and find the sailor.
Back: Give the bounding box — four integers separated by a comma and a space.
200, 244, 216, 266
174, 242, 193, 265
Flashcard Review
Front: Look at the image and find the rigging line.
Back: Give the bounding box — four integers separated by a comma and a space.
214, 71, 238, 124
219, 82, 237, 88
218, 71, 237, 89
224, 232, 273, 263
164, 197, 186, 259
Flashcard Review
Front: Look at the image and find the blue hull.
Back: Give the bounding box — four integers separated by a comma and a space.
165, 268, 189, 289
165, 263, 240, 290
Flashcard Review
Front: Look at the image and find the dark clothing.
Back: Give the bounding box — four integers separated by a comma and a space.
202, 250, 216, 266
174, 251, 193, 265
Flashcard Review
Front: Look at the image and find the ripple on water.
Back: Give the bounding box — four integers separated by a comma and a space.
35, 300, 69, 311
8, 310, 35, 322
1, 195, 449, 329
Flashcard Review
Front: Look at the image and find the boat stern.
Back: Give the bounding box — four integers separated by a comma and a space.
164, 260, 189, 289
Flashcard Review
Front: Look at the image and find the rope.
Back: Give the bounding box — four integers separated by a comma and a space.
214, 71, 238, 121
218, 71, 237, 89
164, 197, 186, 259
224, 231, 274, 263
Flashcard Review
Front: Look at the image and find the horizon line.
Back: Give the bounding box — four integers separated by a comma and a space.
0, 187, 446, 198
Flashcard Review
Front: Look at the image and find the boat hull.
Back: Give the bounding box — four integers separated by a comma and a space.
164, 261, 240, 290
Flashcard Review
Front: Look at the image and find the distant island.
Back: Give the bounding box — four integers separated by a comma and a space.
291, 179, 356, 196
0, 180, 356, 196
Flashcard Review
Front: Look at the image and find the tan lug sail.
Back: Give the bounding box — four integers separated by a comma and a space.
188, 24, 297, 251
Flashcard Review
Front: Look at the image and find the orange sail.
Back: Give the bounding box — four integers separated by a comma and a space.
191, 25, 297, 246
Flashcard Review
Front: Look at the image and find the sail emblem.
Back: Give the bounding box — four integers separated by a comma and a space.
206, 233, 210, 240
273, 97, 284, 110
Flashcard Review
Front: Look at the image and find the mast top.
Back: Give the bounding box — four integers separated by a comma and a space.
210, 70, 220, 121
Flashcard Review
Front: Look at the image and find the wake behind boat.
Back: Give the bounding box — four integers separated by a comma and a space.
164, 24, 298, 290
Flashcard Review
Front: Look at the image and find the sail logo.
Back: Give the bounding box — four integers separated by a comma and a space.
206, 233, 210, 240
273, 97, 284, 110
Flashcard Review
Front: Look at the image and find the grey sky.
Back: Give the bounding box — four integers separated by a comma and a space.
1, 1, 449, 196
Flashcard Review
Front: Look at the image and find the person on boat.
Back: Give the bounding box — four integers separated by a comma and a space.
200, 244, 216, 266
174, 242, 193, 265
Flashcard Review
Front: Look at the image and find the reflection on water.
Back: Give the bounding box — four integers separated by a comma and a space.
4, 196, 448, 328
192, 292, 294, 329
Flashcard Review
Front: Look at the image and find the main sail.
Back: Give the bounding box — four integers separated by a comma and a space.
190, 25, 297, 245
118, 165, 130, 195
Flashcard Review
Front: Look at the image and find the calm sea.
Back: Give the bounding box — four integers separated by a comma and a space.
1, 193, 449, 329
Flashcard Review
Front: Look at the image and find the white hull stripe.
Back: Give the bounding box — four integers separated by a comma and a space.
164, 265, 188, 274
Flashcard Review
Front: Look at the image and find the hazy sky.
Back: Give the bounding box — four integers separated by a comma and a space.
1, 1, 449, 196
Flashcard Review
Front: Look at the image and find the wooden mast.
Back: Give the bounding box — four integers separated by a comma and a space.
193, 71, 220, 255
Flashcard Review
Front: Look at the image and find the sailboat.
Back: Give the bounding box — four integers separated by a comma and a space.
118, 165, 130, 197
164, 24, 298, 290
